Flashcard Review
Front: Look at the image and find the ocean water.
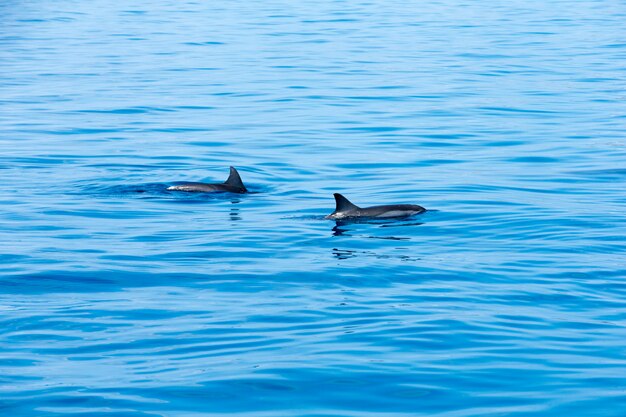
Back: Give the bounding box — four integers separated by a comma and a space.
1, 1, 626, 415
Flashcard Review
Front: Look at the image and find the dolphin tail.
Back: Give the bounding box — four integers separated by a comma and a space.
333, 193, 360, 212
224, 166, 246, 191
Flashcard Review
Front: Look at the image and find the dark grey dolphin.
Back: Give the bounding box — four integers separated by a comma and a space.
325, 193, 425, 220
167, 166, 247, 193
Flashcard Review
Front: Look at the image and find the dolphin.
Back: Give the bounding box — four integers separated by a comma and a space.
167, 166, 247, 193
325, 193, 425, 220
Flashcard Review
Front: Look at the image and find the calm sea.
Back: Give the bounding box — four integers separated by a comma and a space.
1, 1, 625, 416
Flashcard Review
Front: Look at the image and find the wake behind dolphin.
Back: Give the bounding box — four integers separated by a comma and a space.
167, 166, 247, 193
325, 193, 425, 220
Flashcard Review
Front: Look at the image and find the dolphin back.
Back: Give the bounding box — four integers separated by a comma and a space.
327, 193, 425, 219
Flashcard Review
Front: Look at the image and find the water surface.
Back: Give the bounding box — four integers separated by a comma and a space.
1, 1, 626, 416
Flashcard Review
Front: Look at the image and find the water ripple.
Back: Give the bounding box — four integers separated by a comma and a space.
1, 0, 626, 416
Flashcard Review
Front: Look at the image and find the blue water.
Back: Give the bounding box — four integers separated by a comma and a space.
1, 1, 626, 415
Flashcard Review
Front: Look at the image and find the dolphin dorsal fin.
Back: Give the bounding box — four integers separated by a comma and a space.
224, 166, 246, 190
334, 193, 359, 212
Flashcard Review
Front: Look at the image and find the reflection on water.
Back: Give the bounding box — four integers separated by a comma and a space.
331, 219, 423, 262
332, 248, 420, 262
379, 222, 426, 228
332, 248, 357, 260
331, 223, 349, 237
229, 199, 241, 221
331, 219, 422, 240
